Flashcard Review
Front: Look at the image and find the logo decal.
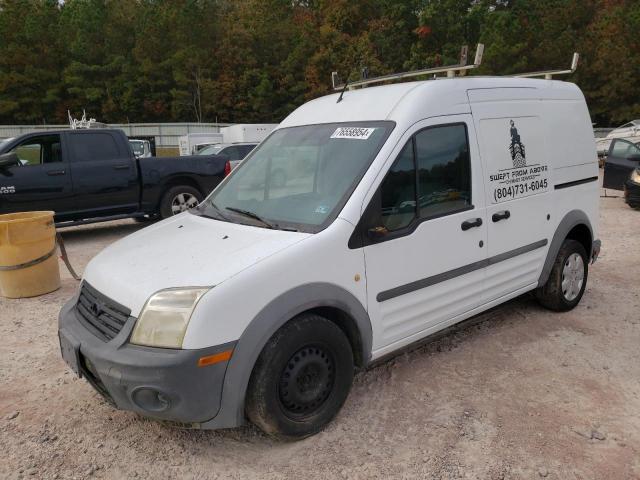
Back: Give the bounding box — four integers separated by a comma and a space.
90, 302, 102, 317
484, 118, 549, 204
509, 120, 526, 168
0, 186, 16, 194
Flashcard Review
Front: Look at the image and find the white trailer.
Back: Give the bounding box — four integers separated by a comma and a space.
178, 133, 223, 156
221, 124, 278, 144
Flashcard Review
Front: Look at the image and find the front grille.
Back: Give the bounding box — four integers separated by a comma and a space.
76, 282, 131, 341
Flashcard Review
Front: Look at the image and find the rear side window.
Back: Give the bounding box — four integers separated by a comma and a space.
71, 133, 120, 161
370, 123, 472, 237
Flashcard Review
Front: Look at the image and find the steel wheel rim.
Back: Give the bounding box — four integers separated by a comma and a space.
561, 252, 584, 301
278, 345, 335, 419
171, 193, 198, 214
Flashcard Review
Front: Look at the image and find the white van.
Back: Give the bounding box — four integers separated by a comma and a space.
58, 77, 600, 439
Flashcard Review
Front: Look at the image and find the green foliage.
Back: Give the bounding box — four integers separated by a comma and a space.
0, 0, 637, 126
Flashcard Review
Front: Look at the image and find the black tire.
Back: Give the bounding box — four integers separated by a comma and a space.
535, 239, 589, 312
245, 314, 354, 440
159, 185, 203, 219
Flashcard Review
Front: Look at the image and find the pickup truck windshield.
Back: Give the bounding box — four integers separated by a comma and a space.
199, 121, 394, 232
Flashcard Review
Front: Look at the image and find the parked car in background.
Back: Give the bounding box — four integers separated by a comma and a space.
596, 119, 640, 156
129, 139, 152, 158
197, 142, 258, 169
603, 138, 640, 209
0, 129, 231, 225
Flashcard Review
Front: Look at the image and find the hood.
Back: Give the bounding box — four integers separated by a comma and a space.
83, 212, 310, 316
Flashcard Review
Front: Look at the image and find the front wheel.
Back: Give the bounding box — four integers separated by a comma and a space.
159, 185, 203, 219
535, 239, 588, 311
245, 314, 354, 440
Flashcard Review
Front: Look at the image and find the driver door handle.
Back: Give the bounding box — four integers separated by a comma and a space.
461, 217, 483, 231
113, 164, 130, 170
492, 210, 511, 222
47, 169, 66, 176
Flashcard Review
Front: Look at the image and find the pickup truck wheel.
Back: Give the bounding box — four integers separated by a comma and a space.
245, 314, 354, 440
159, 186, 203, 219
535, 239, 588, 312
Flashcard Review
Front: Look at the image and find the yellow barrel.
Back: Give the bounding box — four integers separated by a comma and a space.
0, 211, 60, 298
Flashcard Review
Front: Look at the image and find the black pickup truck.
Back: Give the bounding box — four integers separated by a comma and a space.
0, 129, 230, 226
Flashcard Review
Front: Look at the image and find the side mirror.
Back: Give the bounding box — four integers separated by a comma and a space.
0, 152, 19, 168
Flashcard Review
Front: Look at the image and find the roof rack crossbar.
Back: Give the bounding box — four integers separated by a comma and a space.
332, 43, 484, 91
512, 52, 579, 80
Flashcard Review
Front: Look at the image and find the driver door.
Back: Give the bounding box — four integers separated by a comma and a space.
362, 116, 489, 354
0, 133, 74, 216
603, 138, 640, 190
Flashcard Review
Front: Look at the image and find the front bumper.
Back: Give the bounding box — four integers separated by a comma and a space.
624, 179, 640, 208
58, 295, 235, 425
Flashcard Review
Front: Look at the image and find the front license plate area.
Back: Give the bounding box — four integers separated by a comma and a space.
59, 330, 82, 378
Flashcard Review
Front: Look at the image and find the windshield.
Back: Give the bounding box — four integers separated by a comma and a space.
198, 145, 224, 155
198, 121, 394, 233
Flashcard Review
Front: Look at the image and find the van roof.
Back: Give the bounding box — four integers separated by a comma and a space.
279, 77, 584, 128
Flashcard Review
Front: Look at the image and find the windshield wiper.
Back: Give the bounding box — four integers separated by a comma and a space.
225, 207, 274, 229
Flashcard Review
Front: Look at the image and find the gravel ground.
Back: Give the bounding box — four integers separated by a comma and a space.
1, 189, 639, 480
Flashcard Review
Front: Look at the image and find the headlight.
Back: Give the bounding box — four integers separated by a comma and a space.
130, 288, 209, 348
630, 169, 640, 184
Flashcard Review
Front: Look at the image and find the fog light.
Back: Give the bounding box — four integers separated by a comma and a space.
131, 387, 171, 412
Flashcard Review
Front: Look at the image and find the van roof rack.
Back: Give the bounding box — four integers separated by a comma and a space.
332, 44, 485, 91
331, 47, 580, 91
511, 52, 580, 79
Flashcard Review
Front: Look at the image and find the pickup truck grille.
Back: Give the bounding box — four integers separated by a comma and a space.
76, 282, 131, 342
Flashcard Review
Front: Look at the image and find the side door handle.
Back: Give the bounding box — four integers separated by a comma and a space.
113, 164, 130, 170
492, 210, 511, 222
461, 217, 483, 231
47, 169, 66, 176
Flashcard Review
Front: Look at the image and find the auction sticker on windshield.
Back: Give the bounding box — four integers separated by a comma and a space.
480, 117, 550, 204
330, 127, 376, 140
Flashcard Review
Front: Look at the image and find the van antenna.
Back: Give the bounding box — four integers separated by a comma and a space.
330, 44, 484, 91
512, 52, 580, 79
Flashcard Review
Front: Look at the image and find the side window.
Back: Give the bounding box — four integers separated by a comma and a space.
240, 145, 256, 158
414, 124, 471, 218
11, 135, 62, 166
365, 123, 472, 241
611, 139, 640, 159
379, 142, 416, 231
71, 133, 120, 161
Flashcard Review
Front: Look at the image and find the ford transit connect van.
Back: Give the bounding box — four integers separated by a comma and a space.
59, 77, 600, 439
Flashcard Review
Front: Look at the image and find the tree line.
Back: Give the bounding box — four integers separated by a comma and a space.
0, 0, 638, 127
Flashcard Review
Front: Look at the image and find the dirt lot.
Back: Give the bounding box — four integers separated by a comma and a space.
1, 191, 639, 480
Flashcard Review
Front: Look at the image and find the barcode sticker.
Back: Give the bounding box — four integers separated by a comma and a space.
330, 127, 376, 140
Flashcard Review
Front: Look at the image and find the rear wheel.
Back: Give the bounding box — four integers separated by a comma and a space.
246, 314, 354, 440
535, 239, 588, 311
159, 185, 202, 219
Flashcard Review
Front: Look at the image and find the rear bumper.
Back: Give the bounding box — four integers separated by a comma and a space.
624, 179, 640, 208
58, 296, 235, 425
